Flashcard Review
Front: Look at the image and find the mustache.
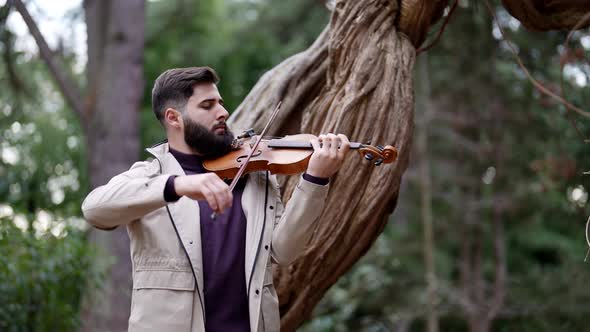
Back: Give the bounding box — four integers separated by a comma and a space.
212, 121, 227, 130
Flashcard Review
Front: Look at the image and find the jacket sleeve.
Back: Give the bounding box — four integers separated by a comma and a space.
270, 175, 329, 265
81, 160, 170, 230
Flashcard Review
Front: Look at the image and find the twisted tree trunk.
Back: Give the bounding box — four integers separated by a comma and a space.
230, 0, 448, 330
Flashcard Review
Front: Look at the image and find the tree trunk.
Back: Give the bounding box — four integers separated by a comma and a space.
229, 0, 438, 329
80, 1, 145, 331
457, 121, 507, 332
13, 0, 144, 330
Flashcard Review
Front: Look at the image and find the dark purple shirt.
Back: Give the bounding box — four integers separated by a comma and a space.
167, 148, 250, 332
163, 148, 328, 331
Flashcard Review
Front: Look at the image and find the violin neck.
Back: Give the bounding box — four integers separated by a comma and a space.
267, 140, 362, 149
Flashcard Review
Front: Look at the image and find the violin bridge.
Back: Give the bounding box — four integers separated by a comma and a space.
248, 136, 257, 148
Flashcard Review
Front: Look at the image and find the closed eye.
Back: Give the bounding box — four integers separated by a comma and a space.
199, 98, 223, 110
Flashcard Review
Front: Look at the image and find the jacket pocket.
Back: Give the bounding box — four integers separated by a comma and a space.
129, 269, 195, 332
261, 265, 280, 332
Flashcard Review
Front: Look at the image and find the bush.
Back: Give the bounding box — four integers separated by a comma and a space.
0, 216, 105, 331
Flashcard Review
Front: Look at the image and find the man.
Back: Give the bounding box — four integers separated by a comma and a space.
82, 67, 350, 332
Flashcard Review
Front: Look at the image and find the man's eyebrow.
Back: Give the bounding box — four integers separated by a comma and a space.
199, 98, 223, 105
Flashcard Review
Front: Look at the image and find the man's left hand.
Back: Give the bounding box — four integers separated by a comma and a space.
307, 133, 351, 178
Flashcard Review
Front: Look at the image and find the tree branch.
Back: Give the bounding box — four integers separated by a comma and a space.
0, 3, 32, 98
12, 0, 84, 117
501, 0, 590, 31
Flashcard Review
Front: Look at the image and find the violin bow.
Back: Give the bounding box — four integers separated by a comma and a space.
211, 101, 282, 219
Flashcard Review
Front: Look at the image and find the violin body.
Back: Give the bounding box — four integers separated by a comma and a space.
203, 134, 316, 180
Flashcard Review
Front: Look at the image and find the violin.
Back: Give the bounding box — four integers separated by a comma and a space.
203, 131, 397, 180
204, 102, 397, 197
205, 102, 396, 219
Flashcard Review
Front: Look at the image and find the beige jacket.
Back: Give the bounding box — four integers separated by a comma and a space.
81, 142, 329, 332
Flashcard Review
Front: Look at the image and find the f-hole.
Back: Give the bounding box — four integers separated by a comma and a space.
237, 150, 262, 163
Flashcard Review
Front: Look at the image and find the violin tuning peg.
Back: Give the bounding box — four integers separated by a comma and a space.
374, 159, 383, 166
364, 153, 374, 161
377, 145, 384, 151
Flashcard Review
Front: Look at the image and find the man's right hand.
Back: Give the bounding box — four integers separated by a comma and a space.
174, 173, 233, 213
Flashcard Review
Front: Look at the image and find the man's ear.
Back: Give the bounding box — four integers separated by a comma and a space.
164, 108, 182, 129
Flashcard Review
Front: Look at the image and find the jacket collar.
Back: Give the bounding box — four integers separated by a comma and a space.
145, 140, 187, 177
145, 139, 169, 160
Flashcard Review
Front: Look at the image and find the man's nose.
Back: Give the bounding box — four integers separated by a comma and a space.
217, 106, 229, 121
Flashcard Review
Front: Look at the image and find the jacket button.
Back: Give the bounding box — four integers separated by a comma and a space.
269, 206, 274, 210
255, 289, 260, 295
189, 240, 193, 244
264, 245, 269, 250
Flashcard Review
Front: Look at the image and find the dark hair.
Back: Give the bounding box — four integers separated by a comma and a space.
151, 67, 220, 123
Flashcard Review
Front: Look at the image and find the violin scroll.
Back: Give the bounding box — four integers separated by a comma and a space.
358, 144, 397, 166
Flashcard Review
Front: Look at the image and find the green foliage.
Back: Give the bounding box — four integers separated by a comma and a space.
0, 217, 105, 331
0, 3, 96, 330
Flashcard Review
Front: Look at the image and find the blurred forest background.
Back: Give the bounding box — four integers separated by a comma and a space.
1, 0, 589, 331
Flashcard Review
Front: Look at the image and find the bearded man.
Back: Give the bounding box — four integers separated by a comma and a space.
82, 67, 350, 332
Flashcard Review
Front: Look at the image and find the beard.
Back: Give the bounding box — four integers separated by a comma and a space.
183, 115, 235, 158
